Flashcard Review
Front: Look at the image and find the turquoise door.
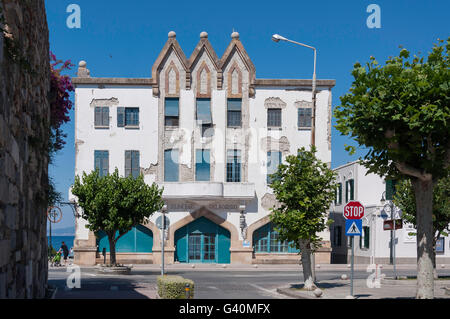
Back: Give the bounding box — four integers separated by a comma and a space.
97, 225, 153, 253
175, 217, 230, 263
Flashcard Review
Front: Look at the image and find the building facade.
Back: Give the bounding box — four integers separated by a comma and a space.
330, 161, 450, 265
70, 31, 335, 265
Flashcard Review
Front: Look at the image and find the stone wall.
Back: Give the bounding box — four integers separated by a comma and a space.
0, 0, 50, 298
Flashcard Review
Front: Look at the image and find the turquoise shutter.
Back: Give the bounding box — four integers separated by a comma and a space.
386, 179, 397, 200
95, 107, 101, 126
94, 151, 101, 174
102, 107, 109, 126
125, 151, 132, 177
102, 151, 109, 176
132, 151, 140, 178
117, 107, 125, 127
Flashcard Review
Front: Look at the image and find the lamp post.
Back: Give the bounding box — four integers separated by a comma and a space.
272, 34, 317, 146
380, 192, 397, 279
161, 204, 168, 276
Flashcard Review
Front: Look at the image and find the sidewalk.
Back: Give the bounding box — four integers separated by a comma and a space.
277, 278, 450, 299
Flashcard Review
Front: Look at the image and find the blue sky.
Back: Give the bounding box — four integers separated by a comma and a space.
45, 0, 450, 230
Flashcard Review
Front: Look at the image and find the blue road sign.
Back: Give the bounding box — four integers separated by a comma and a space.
345, 219, 362, 236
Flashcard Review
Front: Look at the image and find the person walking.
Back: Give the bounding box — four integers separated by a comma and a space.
58, 241, 70, 266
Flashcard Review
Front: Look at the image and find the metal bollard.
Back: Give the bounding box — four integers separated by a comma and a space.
185, 284, 191, 299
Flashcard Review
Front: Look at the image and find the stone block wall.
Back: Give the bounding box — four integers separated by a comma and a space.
0, 0, 50, 298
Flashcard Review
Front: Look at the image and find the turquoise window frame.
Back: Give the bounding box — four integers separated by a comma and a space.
253, 223, 299, 253
195, 149, 210, 181
164, 149, 179, 182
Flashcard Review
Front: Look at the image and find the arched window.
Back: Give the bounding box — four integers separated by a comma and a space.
253, 223, 299, 253
96, 225, 153, 253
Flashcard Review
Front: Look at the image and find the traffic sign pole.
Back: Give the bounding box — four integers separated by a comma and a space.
351, 237, 354, 297
343, 201, 364, 298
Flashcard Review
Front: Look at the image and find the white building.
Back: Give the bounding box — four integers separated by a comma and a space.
70, 31, 335, 265
330, 161, 450, 264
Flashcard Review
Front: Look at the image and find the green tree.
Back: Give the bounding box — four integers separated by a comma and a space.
394, 175, 450, 277
269, 147, 337, 290
71, 168, 164, 265
334, 38, 450, 298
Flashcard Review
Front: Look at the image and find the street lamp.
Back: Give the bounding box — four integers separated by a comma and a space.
271, 34, 317, 146
161, 204, 168, 276
380, 191, 397, 279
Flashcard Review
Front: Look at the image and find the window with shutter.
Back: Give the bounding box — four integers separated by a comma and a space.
385, 179, 397, 200
298, 108, 312, 128
267, 151, 282, 184
95, 107, 109, 128
94, 150, 109, 177
226, 150, 241, 182
196, 98, 212, 137
195, 149, 210, 181
125, 108, 139, 126
360, 226, 370, 249
227, 99, 241, 127
165, 98, 179, 127
117, 107, 125, 127
349, 179, 354, 200
267, 109, 282, 128
164, 149, 179, 182
118, 107, 139, 128
125, 151, 140, 178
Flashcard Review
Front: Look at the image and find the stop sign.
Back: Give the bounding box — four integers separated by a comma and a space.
343, 201, 364, 219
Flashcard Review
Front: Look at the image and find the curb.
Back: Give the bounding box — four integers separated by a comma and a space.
382, 278, 450, 286
276, 287, 315, 299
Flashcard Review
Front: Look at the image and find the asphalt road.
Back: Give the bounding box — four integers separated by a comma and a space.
47, 266, 450, 299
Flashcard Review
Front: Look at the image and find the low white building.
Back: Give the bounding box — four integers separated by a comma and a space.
70, 31, 335, 265
330, 161, 450, 264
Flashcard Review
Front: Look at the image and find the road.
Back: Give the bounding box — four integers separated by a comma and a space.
48, 265, 450, 299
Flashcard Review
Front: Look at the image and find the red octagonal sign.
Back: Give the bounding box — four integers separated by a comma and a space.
343, 201, 365, 220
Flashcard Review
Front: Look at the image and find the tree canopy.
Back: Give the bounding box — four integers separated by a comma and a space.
335, 38, 449, 181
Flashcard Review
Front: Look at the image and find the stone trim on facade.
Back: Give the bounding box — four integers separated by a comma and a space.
165, 61, 180, 97
227, 62, 243, 98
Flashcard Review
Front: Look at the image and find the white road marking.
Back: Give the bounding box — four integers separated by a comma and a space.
248, 283, 290, 299
207, 286, 218, 290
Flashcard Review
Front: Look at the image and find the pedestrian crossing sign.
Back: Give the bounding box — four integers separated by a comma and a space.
345, 219, 362, 236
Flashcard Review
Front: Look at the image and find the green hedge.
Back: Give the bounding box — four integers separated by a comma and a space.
157, 275, 195, 299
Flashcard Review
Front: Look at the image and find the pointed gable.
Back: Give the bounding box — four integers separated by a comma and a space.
151, 31, 189, 97
188, 32, 221, 96
220, 32, 256, 97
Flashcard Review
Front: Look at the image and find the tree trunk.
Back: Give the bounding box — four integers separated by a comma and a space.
108, 234, 117, 266
412, 179, 434, 299
432, 235, 438, 279
299, 239, 316, 290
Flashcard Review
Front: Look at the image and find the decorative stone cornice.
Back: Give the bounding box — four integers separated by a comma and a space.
255, 79, 336, 88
